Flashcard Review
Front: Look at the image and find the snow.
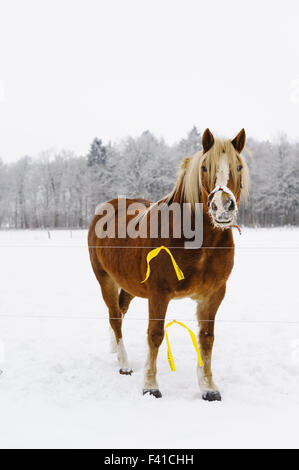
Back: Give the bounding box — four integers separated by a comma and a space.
0, 228, 298, 449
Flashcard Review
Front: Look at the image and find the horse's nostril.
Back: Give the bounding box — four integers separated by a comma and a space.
212, 202, 217, 212
228, 199, 235, 211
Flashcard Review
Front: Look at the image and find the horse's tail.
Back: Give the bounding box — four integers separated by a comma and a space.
88, 215, 107, 284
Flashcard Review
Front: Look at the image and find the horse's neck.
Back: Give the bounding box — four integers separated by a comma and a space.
202, 212, 234, 248
163, 186, 234, 249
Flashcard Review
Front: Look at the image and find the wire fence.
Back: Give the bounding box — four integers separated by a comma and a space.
0, 313, 298, 325
0, 227, 298, 249
0, 245, 299, 250
0, 230, 297, 325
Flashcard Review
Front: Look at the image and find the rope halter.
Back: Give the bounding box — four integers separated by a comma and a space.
206, 185, 242, 235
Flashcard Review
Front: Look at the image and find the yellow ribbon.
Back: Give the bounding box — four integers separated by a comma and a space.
141, 246, 185, 284
165, 320, 203, 372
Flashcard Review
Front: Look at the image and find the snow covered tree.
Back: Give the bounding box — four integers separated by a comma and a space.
0, 131, 298, 229
87, 138, 107, 167
178, 126, 202, 155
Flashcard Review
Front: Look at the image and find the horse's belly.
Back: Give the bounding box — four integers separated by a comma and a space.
97, 244, 149, 298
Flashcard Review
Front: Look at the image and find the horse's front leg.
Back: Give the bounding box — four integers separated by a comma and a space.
143, 294, 170, 399
196, 285, 226, 402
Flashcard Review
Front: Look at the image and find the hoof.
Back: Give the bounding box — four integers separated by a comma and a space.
143, 389, 162, 399
119, 368, 133, 376
202, 391, 222, 402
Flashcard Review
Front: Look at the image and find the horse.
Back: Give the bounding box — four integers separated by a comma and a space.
88, 128, 249, 401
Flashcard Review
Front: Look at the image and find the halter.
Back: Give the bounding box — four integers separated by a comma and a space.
207, 185, 238, 207
202, 184, 242, 235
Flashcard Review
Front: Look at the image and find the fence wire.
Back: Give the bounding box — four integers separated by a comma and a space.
0, 313, 298, 325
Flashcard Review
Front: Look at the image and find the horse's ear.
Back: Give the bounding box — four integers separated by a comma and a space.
231, 129, 246, 153
202, 128, 215, 153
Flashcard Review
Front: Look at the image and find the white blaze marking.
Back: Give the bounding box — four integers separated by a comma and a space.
216, 153, 230, 187
209, 153, 238, 227
211, 154, 230, 212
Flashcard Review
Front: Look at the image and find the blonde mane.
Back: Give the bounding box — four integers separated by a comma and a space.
167, 138, 249, 207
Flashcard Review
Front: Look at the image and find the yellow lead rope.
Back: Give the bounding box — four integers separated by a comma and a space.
165, 320, 203, 371
141, 246, 185, 284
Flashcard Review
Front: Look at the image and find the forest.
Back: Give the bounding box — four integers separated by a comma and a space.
0, 127, 297, 229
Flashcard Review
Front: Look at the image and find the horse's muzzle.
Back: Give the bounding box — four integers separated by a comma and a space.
208, 186, 238, 229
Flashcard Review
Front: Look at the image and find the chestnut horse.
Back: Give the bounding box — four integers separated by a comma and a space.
88, 128, 249, 401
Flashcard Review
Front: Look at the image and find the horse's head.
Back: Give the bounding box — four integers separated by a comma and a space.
200, 128, 249, 230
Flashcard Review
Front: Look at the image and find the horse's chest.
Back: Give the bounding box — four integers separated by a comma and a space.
175, 249, 234, 299
198, 249, 234, 282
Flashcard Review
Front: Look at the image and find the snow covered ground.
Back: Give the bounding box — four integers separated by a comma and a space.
0, 228, 298, 449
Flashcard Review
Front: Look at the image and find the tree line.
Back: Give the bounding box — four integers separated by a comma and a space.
0, 127, 297, 229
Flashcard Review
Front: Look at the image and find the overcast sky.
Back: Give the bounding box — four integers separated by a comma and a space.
0, 0, 298, 161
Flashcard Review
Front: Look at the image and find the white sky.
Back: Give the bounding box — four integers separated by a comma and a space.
0, 0, 299, 161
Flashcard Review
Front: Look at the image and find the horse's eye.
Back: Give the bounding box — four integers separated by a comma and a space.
237, 165, 243, 172
202, 165, 207, 173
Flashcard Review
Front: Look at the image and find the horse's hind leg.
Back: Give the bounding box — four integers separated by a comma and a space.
107, 289, 134, 353
119, 289, 134, 315
109, 289, 134, 353
100, 273, 133, 375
